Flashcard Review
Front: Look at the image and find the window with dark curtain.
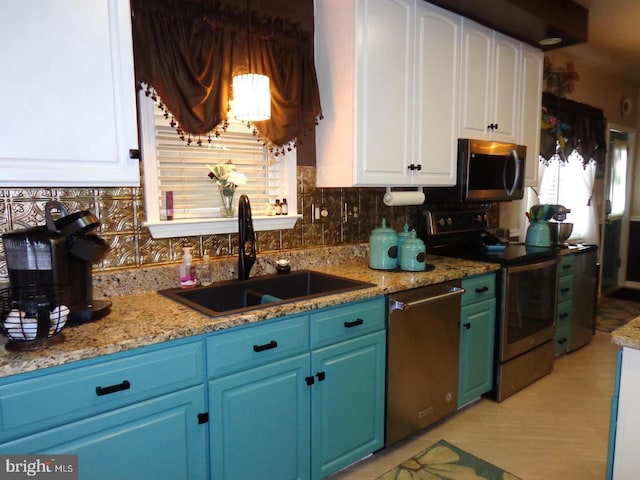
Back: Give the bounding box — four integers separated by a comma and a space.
130, 0, 322, 152
540, 91, 607, 167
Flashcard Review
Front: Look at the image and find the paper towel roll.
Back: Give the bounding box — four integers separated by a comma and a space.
383, 191, 425, 206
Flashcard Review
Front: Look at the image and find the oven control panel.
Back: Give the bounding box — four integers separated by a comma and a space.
425, 209, 488, 235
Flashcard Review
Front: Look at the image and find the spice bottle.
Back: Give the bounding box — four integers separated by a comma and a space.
281, 198, 288, 215
275, 199, 282, 215
199, 251, 212, 286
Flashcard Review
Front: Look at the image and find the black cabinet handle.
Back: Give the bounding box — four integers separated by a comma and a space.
344, 318, 364, 328
253, 340, 278, 352
463, 322, 471, 330
129, 149, 141, 159
96, 380, 130, 396
316, 371, 326, 382
475, 286, 489, 293
305, 376, 315, 386
559, 312, 569, 319
558, 338, 568, 344
561, 288, 571, 293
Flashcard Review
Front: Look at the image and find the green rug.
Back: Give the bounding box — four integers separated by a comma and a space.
375, 440, 521, 480
596, 297, 640, 332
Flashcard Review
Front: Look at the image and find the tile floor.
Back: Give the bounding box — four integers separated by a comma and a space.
331, 329, 620, 480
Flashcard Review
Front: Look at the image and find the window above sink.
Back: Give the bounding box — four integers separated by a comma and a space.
138, 92, 299, 238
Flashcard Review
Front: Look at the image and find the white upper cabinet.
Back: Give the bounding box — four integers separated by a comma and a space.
0, 0, 140, 187
458, 20, 520, 143
520, 44, 544, 187
315, 0, 460, 187
413, 2, 461, 186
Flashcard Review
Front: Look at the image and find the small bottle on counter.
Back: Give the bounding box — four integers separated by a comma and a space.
180, 247, 197, 288
199, 251, 212, 286
281, 198, 288, 215
275, 199, 282, 215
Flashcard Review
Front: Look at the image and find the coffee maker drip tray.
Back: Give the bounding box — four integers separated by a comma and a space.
70, 299, 112, 325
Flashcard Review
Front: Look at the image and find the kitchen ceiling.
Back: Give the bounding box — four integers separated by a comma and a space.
561, 0, 640, 84
427, 0, 640, 85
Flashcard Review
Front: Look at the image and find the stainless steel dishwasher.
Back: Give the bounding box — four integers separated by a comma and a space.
385, 280, 465, 446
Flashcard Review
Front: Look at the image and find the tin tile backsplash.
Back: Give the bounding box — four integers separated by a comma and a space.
0, 167, 421, 280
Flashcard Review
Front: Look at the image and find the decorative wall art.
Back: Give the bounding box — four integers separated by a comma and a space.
543, 57, 580, 98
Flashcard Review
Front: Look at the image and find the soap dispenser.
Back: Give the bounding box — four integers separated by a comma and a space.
180, 247, 197, 288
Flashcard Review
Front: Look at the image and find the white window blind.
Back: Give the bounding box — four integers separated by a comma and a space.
153, 106, 279, 219
139, 91, 299, 238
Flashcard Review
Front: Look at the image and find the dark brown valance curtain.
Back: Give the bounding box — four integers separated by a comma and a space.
540, 92, 607, 167
131, 0, 322, 149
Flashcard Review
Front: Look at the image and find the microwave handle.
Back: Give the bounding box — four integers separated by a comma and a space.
503, 149, 521, 196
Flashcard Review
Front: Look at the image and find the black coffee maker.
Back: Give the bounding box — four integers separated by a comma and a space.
3, 201, 111, 326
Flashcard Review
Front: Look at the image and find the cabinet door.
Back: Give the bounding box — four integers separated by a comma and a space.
355, 0, 414, 185
413, 1, 461, 186
0, 0, 139, 187
0, 386, 207, 480
459, 21, 520, 143
520, 44, 543, 186
459, 20, 493, 140
458, 298, 496, 407
311, 330, 386, 480
209, 354, 311, 480
490, 32, 520, 143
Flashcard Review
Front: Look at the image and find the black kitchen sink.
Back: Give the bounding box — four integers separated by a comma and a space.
158, 270, 375, 317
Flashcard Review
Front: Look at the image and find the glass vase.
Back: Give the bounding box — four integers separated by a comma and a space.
218, 184, 236, 217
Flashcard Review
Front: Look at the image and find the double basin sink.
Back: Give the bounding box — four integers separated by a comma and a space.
159, 270, 375, 317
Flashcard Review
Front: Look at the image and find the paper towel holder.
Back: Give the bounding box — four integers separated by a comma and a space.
383, 187, 425, 206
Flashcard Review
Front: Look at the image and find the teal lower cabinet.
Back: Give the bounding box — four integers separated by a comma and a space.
555, 254, 575, 356
311, 330, 386, 479
0, 386, 207, 480
207, 296, 386, 480
209, 354, 312, 480
0, 340, 208, 480
458, 273, 496, 408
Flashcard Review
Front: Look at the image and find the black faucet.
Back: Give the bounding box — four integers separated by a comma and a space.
237, 194, 256, 280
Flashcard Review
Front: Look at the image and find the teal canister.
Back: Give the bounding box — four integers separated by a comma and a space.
396, 223, 413, 267
369, 219, 398, 270
400, 230, 426, 271
525, 220, 551, 247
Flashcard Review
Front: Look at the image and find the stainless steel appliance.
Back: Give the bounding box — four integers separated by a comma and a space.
426, 139, 526, 203
386, 281, 465, 446
568, 246, 598, 351
420, 206, 558, 402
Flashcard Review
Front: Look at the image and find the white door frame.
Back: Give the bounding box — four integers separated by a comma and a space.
602, 123, 637, 291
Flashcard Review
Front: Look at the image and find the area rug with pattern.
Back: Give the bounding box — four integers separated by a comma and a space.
596, 297, 640, 332
375, 439, 521, 480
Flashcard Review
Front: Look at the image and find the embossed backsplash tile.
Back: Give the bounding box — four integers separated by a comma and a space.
0, 167, 425, 281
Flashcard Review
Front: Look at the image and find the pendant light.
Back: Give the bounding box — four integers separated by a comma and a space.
232, 1, 271, 122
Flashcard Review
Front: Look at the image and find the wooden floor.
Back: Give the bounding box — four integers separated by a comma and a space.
331, 330, 619, 480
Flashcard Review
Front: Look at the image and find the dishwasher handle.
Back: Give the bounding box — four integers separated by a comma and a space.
389, 286, 465, 311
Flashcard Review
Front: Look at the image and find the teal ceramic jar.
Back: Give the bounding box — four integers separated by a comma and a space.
400, 230, 426, 271
369, 219, 398, 270
396, 223, 413, 267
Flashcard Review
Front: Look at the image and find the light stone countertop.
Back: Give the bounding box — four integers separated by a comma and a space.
611, 318, 640, 350
0, 253, 499, 379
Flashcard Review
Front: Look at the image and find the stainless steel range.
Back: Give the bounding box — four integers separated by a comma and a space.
419, 206, 559, 401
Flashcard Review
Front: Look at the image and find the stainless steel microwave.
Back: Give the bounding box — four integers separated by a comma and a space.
426, 139, 526, 203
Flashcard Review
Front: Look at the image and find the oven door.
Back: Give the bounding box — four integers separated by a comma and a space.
499, 257, 558, 361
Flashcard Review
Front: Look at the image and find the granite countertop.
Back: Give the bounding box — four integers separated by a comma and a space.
611, 318, 640, 350
0, 254, 498, 379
